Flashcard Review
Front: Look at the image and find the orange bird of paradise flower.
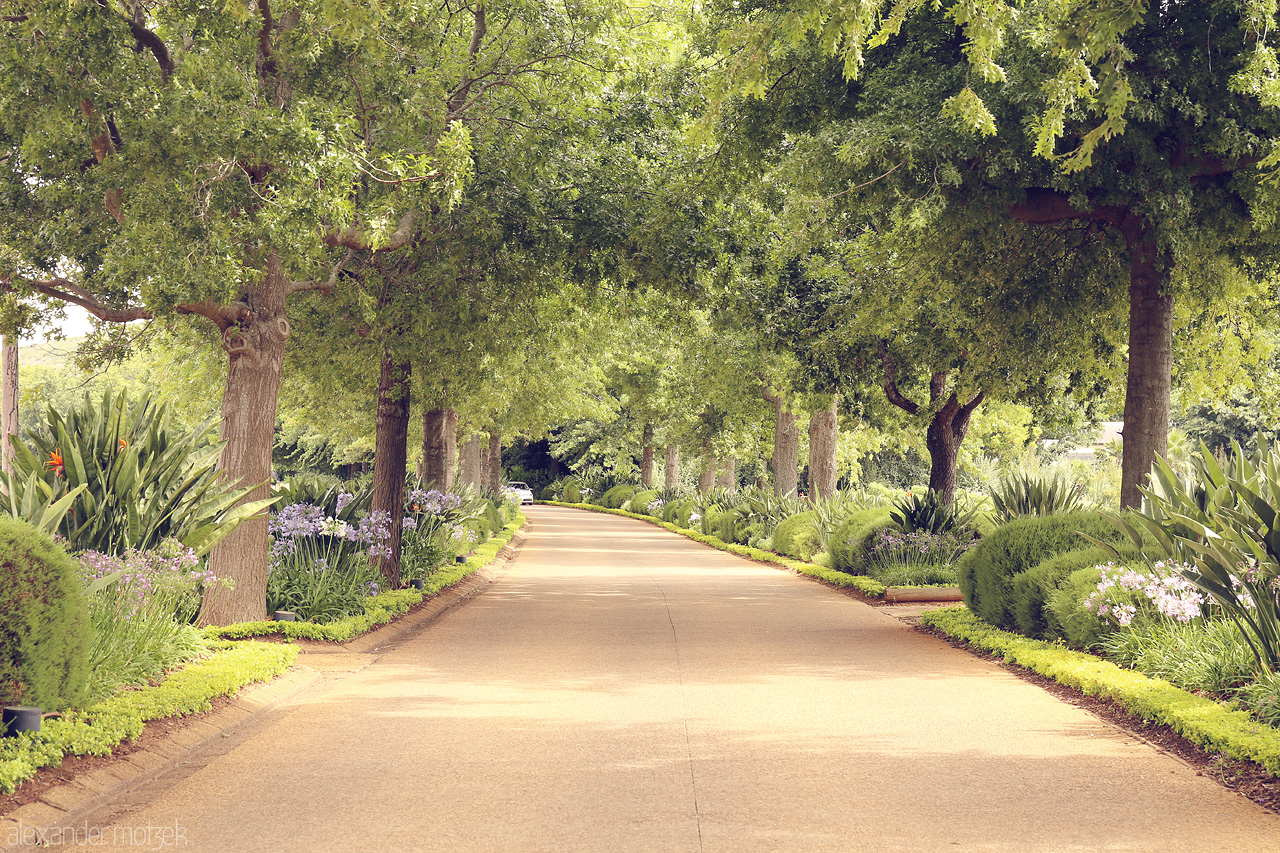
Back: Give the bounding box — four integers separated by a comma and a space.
46, 448, 65, 478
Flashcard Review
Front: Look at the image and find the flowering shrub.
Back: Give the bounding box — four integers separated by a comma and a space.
1084, 561, 1207, 628
265, 498, 390, 622
863, 527, 977, 586
400, 488, 482, 582
76, 541, 213, 703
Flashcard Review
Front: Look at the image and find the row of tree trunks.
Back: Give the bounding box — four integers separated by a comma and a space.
808, 397, 839, 500
664, 445, 679, 490
716, 455, 737, 492
371, 354, 411, 588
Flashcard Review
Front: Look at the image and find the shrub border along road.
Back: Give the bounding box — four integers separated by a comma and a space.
920, 605, 1280, 775
0, 641, 298, 795
206, 510, 527, 641
0, 511, 527, 797
538, 501, 887, 599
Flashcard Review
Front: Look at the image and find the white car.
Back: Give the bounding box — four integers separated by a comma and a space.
508, 481, 535, 504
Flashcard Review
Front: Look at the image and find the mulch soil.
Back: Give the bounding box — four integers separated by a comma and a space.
913, 619, 1280, 815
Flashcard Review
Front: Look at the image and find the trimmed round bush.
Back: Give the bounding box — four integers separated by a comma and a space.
0, 518, 92, 711
539, 485, 556, 501
1011, 544, 1137, 640
625, 489, 660, 515
600, 484, 637, 509
1046, 566, 1109, 648
829, 507, 895, 574
562, 482, 582, 503
663, 497, 696, 527
957, 510, 1123, 631
772, 512, 821, 560
703, 506, 750, 543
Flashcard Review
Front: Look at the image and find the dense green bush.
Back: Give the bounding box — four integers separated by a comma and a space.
829, 507, 895, 573
626, 489, 660, 515
702, 506, 752, 544
1046, 566, 1109, 648
562, 481, 582, 503
539, 485, 556, 501
1011, 545, 1133, 640
957, 510, 1121, 631
599, 484, 637, 509
662, 497, 697, 527
0, 518, 92, 711
772, 511, 821, 560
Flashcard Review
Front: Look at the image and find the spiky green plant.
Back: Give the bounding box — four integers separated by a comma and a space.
1, 390, 274, 556
891, 489, 978, 534
990, 472, 1084, 523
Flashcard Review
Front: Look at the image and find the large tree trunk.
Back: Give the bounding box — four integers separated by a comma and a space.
459, 432, 483, 488
716, 455, 737, 492
482, 432, 502, 492
1, 336, 16, 477
761, 383, 798, 496
640, 422, 655, 489
421, 407, 458, 490
371, 354, 410, 588
808, 397, 839, 500
201, 257, 291, 626
664, 445, 679, 490
1119, 224, 1173, 509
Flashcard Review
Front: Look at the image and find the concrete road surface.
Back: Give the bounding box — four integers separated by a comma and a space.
43, 506, 1280, 851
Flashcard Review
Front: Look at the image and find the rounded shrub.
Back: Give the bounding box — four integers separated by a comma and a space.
957, 510, 1122, 631
772, 512, 820, 560
0, 518, 92, 711
663, 498, 696, 527
1046, 566, 1109, 648
539, 485, 556, 501
562, 482, 582, 503
626, 489, 660, 515
829, 507, 895, 574
600, 484, 637, 509
1011, 544, 1137, 640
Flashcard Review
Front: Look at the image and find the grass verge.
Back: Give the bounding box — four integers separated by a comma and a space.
920, 605, 1280, 775
205, 511, 526, 641
0, 641, 298, 794
539, 501, 886, 598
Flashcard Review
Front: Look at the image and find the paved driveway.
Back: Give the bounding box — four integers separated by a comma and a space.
48, 506, 1280, 851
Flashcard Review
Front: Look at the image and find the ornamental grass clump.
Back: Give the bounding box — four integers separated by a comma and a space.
77, 542, 213, 704
265, 498, 391, 623
865, 527, 976, 587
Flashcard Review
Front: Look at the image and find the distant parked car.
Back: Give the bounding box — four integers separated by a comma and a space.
508, 481, 535, 504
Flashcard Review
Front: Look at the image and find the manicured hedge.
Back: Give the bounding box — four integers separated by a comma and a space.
772, 511, 820, 560
957, 510, 1122, 632
1047, 566, 1110, 648
626, 489, 660, 515
599, 484, 637, 509
1011, 544, 1134, 640
829, 507, 895, 574
921, 606, 1280, 775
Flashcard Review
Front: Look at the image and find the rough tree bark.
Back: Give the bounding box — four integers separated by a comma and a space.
640, 421, 655, 489
808, 396, 839, 500
1, 336, 15, 477
482, 432, 502, 492
716, 455, 737, 492
200, 255, 294, 625
421, 407, 458, 490
371, 354, 410, 588
664, 445, 679, 491
698, 437, 715, 494
459, 432, 484, 487
760, 380, 799, 497
1010, 190, 1177, 509
878, 340, 984, 506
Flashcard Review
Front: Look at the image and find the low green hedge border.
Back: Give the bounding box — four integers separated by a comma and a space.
205, 511, 527, 642
0, 641, 299, 795
539, 501, 887, 598
920, 605, 1280, 775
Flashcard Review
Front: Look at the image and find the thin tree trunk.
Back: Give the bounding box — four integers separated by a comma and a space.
808, 397, 839, 500
1119, 223, 1173, 509
201, 256, 291, 626
640, 422, 654, 489
459, 432, 484, 488
442, 408, 458, 490
716, 455, 737, 492
664, 445, 679, 491
371, 354, 410, 588
760, 382, 798, 496
482, 432, 502, 492
1, 336, 16, 477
